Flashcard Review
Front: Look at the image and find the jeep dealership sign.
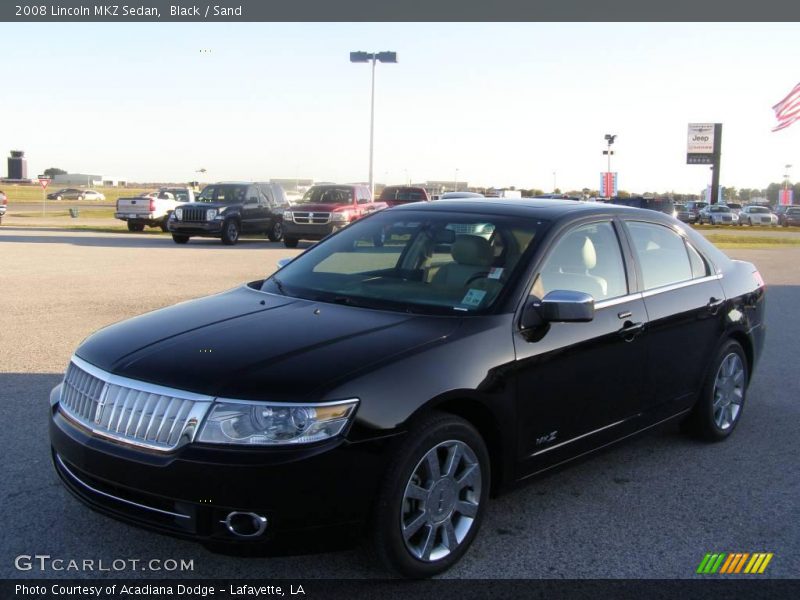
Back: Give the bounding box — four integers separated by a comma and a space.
687, 123, 716, 164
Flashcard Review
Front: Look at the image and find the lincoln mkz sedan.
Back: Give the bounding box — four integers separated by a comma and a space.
49, 200, 766, 577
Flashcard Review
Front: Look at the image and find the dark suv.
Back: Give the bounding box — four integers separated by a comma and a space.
168, 182, 289, 245
378, 185, 430, 207
281, 184, 387, 247
779, 206, 800, 226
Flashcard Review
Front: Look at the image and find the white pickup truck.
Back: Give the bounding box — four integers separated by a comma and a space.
115, 187, 195, 232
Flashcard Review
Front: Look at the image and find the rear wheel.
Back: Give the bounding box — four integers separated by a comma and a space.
267, 221, 284, 242
221, 220, 240, 245
127, 222, 145, 232
685, 339, 748, 442
283, 237, 299, 248
371, 412, 489, 578
172, 234, 190, 244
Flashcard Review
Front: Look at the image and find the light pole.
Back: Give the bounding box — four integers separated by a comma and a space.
603, 134, 617, 173
552, 171, 557, 193
454, 168, 459, 192
350, 51, 397, 198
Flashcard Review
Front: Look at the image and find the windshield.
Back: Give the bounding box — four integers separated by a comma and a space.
710, 206, 731, 213
261, 210, 547, 314
749, 207, 769, 214
197, 185, 248, 203
297, 186, 354, 205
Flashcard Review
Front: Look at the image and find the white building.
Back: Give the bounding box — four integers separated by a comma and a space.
52, 173, 126, 187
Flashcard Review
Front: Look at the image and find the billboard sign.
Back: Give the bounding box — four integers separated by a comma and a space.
600, 172, 618, 198
687, 123, 716, 164
779, 189, 794, 205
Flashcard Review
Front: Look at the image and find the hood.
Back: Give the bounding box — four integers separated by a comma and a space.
75, 285, 459, 402
179, 202, 230, 210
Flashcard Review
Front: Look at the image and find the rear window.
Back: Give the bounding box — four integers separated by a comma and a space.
298, 186, 354, 205
380, 187, 428, 202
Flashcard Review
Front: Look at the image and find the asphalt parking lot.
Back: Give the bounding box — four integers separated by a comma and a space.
0, 227, 798, 579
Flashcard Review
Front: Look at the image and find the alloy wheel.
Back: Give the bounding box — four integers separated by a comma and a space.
713, 352, 745, 430
400, 440, 481, 562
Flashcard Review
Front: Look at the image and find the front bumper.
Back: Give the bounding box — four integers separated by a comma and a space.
168, 220, 224, 236
49, 393, 393, 550
283, 221, 346, 241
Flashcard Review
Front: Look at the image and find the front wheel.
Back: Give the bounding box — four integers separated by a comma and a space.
160, 215, 171, 232
172, 234, 190, 244
371, 412, 490, 578
221, 220, 240, 245
283, 237, 299, 248
684, 339, 748, 442
267, 221, 283, 242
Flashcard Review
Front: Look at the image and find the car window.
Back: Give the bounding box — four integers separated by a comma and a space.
626, 221, 695, 290
531, 221, 628, 301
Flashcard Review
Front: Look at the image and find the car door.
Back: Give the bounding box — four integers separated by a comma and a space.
621, 219, 726, 418
513, 219, 649, 473
241, 185, 262, 232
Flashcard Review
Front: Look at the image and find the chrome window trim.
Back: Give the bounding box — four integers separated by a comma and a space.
640, 273, 723, 298
594, 293, 643, 310
55, 454, 191, 520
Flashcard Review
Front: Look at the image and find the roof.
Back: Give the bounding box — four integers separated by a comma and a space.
391, 198, 651, 221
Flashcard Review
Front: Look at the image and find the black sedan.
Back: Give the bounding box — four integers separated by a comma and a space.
49, 200, 766, 578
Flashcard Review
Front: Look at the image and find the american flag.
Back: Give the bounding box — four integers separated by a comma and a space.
772, 82, 800, 132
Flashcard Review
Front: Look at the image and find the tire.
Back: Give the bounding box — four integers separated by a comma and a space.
371, 412, 490, 578
172, 234, 190, 244
127, 222, 145, 232
221, 220, 240, 245
160, 215, 171, 232
283, 237, 299, 248
267, 220, 284, 242
684, 339, 748, 442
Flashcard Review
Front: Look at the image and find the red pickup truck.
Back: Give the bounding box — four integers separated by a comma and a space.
281, 184, 387, 247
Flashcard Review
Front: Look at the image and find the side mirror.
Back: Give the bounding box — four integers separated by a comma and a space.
276, 258, 293, 269
521, 290, 595, 329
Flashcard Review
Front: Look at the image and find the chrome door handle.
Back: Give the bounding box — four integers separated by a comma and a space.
618, 321, 644, 341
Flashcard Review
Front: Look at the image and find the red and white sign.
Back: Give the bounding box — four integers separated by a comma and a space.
779, 189, 794, 205
38, 177, 51, 190
600, 172, 618, 198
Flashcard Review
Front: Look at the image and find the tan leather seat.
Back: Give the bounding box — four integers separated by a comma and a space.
539, 235, 608, 299
432, 235, 494, 287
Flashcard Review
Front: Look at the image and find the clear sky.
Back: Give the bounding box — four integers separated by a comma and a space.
2, 22, 799, 193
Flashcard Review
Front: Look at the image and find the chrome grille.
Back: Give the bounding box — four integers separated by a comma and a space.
291, 211, 330, 225
181, 207, 207, 222
59, 357, 213, 452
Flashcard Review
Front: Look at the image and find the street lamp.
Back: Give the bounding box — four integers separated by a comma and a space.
454, 168, 459, 192
350, 51, 397, 197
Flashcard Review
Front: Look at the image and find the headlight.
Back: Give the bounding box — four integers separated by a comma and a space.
283, 211, 293, 221
174, 208, 183, 220
196, 399, 359, 446
331, 211, 350, 223
206, 209, 218, 221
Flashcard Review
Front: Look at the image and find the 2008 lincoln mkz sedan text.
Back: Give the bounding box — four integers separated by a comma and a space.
49, 200, 766, 577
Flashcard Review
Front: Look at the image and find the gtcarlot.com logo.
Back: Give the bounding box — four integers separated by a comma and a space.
697, 552, 773, 574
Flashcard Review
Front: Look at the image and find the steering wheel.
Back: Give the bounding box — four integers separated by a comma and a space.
464, 272, 491, 286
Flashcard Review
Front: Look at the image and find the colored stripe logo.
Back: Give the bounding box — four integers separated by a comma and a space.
697, 552, 773, 574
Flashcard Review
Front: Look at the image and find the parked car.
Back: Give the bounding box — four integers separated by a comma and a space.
378, 185, 430, 207
724, 202, 743, 216
674, 203, 692, 222
0, 190, 6, 224
168, 182, 289, 245
281, 184, 387, 248
778, 206, 800, 227
47, 188, 86, 201
50, 199, 765, 578
684, 200, 708, 223
438, 191, 485, 199
739, 205, 778, 227
698, 204, 738, 225
81, 190, 106, 201
116, 188, 195, 232
607, 196, 674, 216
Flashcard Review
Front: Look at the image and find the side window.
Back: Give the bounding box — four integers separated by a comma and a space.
245, 186, 259, 204
357, 187, 370, 204
531, 221, 628, 301
626, 221, 693, 290
686, 242, 710, 279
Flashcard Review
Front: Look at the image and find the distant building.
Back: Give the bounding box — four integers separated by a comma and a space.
52, 173, 126, 187
269, 178, 314, 194
7, 150, 28, 180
